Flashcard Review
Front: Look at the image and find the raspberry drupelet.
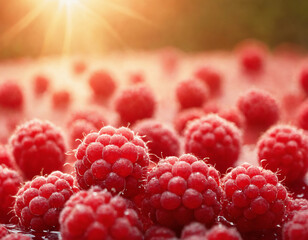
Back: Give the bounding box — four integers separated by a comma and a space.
115, 85, 156, 125
33, 75, 49, 95
133, 119, 180, 162
174, 108, 204, 135
0, 81, 23, 110
194, 66, 222, 95
60, 187, 143, 240
74, 126, 150, 198
221, 163, 290, 232
142, 154, 222, 231
184, 114, 242, 173
283, 210, 308, 240
9, 119, 67, 180
0, 145, 16, 169
257, 125, 308, 184
237, 89, 279, 127
89, 70, 116, 99
176, 79, 209, 109
14, 171, 78, 231
0, 165, 22, 222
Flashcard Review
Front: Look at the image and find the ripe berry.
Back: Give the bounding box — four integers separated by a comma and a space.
143, 154, 222, 230
144, 225, 176, 240
283, 210, 308, 240
296, 100, 308, 130
174, 108, 204, 135
0, 145, 16, 169
0, 165, 22, 222
194, 66, 222, 95
10, 119, 67, 179
74, 126, 150, 198
206, 224, 243, 240
237, 89, 279, 127
14, 171, 78, 231
222, 163, 290, 232
115, 85, 156, 125
184, 114, 242, 173
286, 198, 308, 221
219, 108, 244, 129
60, 187, 143, 240
238, 43, 265, 73
257, 125, 308, 184
176, 79, 209, 109
181, 222, 207, 239
299, 66, 308, 95
134, 119, 180, 162
33, 75, 49, 95
67, 109, 107, 130
52, 90, 71, 109
89, 70, 116, 99
0, 81, 23, 110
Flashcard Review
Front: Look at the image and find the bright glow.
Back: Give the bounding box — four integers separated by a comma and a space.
58, 0, 79, 8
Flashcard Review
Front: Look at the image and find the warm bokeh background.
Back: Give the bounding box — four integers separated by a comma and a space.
1, 0, 308, 58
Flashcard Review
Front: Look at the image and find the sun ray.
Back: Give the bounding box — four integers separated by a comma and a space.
62, 2, 73, 55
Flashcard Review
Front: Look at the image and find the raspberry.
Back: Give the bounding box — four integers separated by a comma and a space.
2, 233, 32, 240
0, 165, 23, 222
89, 70, 116, 99
33, 75, 49, 95
184, 114, 242, 173
222, 163, 290, 232
73, 60, 87, 75
115, 85, 156, 125
219, 108, 244, 129
206, 225, 242, 240
174, 108, 204, 135
67, 109, 107, 130
74, 126, 150, 198
144, 225, 176, 240
176, 79, 209, 109
299, 66, 308, 95
257, 125, 308, 184
237, 89, 279, 127
143, 154, 222, 230
133, 119, 180, 162
296, 100, 308, 130
10, 119, 67, 179
0, 81, 23, 110
194, 66, 222, 95
286, 198, 308, 221
14, 171, 78, 231
181, 222, 207, 239
0, 145, 16, 169
237, 42, 265, 73
60, 187, 143, 240
52, 90, 71, 109
283, 210, 308, 240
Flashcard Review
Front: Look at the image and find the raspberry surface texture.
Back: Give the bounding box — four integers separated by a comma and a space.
115, 84, 156, 125
60, 187, 143, 240
222, 163, 290, 232
0, 81, 23, 110
286, 198, 308, 221
144, 225, 177, 240
89, 70, 116, 99
257, 125, 308, 184
237, 89, 279, 127
143, 154, 222, 230
10, 119, 67, 179
180, 222, 207, 239
184, 114, 241, 173
74, 126, 150, 198
134, 119, 180, 162
14, 171, 78, 231
0, 165, 23, 222
174, 108, 204, 135
176, 79, 209, 109
283, 210, 308, 240
206, 224, 243, 240
67, 109, 107, 130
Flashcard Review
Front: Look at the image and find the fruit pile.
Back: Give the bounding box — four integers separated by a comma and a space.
0, 40, 307, 239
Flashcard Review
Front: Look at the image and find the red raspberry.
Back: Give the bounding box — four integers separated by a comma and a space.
144, 225, 176, 240
296, 100, 308, 130
72, 60, 87, 75
237, 89, 279, 127
222, 163, 290, 232
0, 81, 23, 110
174, 108, 204, 135
89, 70, 116, 99
10, 119, 67, 179
0, 165, 23, 222
133, 119, 180, 162
14, 171, 78, 231
52, 90, 71, 109
33, 75, 49, 95
2, 233, 32, 240
286, 198, 308, 221
67, 109, 107, 130
194, 66, 222, 95
257, 125, 308, 184
184, 115, 242, 173
176, 79, 209, 109
181, 222, 207, 239
74, 126, 150, 198
143, 154, 222, 230
0, 145, 16, 169
60, 187, 143, 240
283, 210, 308, 240
206, 224, 243, 240
0, 225, 8, 238
219, 108, 244, 129
115, 85, 156, 125
238, 42, 265, 73
299, 66, 308, 95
